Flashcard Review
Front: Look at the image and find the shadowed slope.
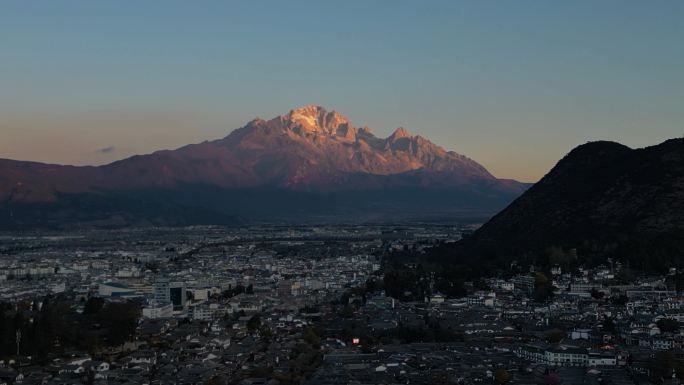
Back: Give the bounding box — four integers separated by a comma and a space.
434, 138, 684, 271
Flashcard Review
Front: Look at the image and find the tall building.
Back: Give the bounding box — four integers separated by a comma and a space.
154, 278, 170, 303
154, 278, 187, 311
169, 282, 187, 310
512, 275, 535, 295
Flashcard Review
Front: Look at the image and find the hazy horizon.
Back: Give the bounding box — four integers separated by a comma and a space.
2, 1, 683, 182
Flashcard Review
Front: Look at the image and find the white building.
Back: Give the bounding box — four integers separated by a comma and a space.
98, 282, 136, 297
142, 302, 173, 319
588, 352, 617, 366
516, 345, 617, 367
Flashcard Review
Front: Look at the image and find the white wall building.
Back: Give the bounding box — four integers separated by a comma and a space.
142, 302, 173, 319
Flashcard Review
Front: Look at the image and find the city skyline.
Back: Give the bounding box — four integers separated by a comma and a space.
1, 3, 683, 382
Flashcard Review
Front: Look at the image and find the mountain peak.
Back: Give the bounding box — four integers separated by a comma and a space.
290, 104, 328, 115
280, 105, 355, 140
389, 127, 411, 140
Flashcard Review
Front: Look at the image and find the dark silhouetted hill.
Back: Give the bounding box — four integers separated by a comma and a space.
433, 138, 684, 272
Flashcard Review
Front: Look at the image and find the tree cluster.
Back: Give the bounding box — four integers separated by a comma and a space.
0, 296, 141, 363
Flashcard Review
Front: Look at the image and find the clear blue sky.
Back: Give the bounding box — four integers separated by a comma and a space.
1, 0, 682, 181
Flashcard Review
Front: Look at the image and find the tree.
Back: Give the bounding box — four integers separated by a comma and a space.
615, 268, 635, 284
81, 367, 96, 385
144, 262, 159, 273
430, 373, 451, 385
647, 351, 684, 382
611, 294, 628, 306
657, 318, 680, 333
434, 278, 466, 298
494, 368, 511, 384
365, 278, 378, 293
543, 373, 560, 385
101, 301, 140, 347
204, 375, 226, 385
341, 305, 354, 318
83, 297, 104, 315
534, 272, 555, 302
302, 328, 320, 348
247, 314, 261, 331
473, 278, 490, 291
300, 305, 319, 314
602, 317, 616, 333
590, 288, 604, 299
545, 329, 565, 344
